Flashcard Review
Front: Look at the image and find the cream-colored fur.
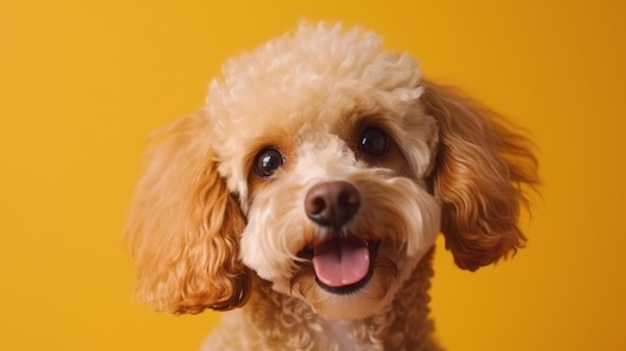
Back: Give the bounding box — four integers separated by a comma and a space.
125, 22, 538, 350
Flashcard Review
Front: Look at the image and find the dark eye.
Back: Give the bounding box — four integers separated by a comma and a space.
359, 127, 389, 156
254, 148, 284, 178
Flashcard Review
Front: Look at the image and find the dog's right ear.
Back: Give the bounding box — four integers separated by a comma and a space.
124, 111, 249, 314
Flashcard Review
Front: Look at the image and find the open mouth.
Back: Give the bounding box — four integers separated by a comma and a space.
299, 236, 380, 294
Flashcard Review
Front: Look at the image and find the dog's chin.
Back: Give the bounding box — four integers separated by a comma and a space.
290, 239, 402, 320
296, 265, 400, 320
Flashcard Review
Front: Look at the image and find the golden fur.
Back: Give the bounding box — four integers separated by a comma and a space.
125, 23, 538, 350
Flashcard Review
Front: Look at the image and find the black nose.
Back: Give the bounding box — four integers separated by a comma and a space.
304, 181, 360, 227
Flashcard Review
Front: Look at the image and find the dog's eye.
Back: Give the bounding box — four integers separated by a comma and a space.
254, 148, 284, 178
359, 127, 389, 156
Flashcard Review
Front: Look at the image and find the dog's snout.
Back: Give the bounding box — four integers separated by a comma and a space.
305, 181, 360, 227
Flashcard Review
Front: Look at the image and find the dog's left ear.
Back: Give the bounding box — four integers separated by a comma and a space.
421, 80, 539, 271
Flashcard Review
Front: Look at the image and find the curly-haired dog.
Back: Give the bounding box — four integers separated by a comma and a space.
125, 23, 538, 350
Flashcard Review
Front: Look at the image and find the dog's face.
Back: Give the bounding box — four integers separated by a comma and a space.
210, 43, 439, 319
125, 23, 537, 318
204, 24, 441, 319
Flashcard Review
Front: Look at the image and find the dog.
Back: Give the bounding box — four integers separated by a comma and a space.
124, 22, 538, 350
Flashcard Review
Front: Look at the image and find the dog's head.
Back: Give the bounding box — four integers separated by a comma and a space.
125, 23, 538, 320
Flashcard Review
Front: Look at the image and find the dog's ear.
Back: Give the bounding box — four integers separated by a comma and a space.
124, 111, 249, 314
421, 80, 539, 271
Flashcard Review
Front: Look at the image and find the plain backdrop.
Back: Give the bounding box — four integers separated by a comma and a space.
1, 1, 625, 350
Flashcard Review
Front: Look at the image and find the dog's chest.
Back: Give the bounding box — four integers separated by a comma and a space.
312, 320, 382, 351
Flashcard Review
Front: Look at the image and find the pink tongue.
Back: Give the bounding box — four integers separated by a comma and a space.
311, 237, 370, 287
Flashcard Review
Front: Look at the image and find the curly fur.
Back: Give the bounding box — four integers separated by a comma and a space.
124, 22, 538, 350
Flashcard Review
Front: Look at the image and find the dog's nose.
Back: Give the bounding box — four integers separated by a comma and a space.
305, 181, 360, 227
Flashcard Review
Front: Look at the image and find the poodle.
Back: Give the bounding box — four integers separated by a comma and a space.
125, 22, 538, 351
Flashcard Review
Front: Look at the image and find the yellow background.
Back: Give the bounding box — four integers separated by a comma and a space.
1, 1, 624, 350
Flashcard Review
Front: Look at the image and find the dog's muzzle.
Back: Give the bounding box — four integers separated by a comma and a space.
301, 181, 379, 293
